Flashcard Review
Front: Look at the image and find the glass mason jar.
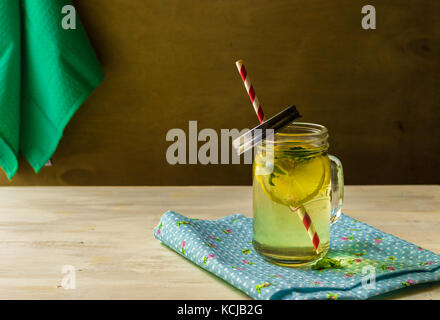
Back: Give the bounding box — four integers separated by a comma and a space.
252, 122, 343, 266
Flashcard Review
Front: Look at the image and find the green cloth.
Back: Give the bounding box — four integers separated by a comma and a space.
0, 0, 104, 179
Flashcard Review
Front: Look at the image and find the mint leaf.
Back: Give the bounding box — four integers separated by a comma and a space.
312, 257, 343, 270
272, 165, 286, 175
269, 174, 276, 186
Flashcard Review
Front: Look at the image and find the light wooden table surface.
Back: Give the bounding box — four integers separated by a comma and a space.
0, 186, 439, 300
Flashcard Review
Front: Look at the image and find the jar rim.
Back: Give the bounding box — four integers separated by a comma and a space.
276, 122, 328, 138
263, 122, 329, 150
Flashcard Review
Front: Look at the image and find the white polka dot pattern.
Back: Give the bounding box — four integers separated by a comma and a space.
153, 211, 440, 300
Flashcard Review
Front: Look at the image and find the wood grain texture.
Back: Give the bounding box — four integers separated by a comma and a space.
1, 0, 439, 185
0, 185, 439, 299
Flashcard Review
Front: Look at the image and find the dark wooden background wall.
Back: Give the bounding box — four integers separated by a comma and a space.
1, 0, 439, 186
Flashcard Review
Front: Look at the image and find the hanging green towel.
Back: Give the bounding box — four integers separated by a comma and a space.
0, 0, 104, 179
0, 0, 21, 179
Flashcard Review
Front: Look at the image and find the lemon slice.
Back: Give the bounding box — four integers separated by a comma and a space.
255, 151, 329, 207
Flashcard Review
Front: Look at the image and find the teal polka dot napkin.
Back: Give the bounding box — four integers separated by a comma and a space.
153, 211, 440, 300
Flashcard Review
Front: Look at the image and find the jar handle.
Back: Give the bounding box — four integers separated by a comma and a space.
329, 155, 344, 224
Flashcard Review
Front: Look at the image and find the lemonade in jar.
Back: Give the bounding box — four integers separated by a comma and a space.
252, 122, 343, 266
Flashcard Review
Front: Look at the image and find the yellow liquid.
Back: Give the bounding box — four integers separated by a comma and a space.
253, 144, 331, 266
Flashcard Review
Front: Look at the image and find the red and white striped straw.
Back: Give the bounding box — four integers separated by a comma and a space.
290, 206, 322, 254
235, 59, 321, 254
235, 60, 265, 123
